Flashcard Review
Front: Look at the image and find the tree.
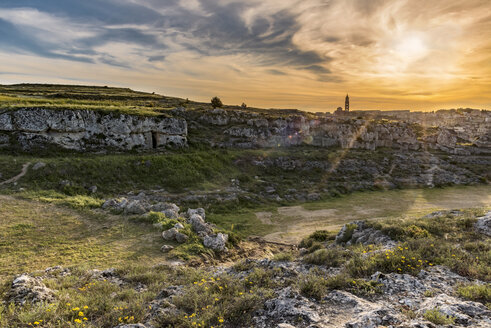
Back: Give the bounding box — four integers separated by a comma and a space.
211, 96, 223, 108
241, 103, 247, 108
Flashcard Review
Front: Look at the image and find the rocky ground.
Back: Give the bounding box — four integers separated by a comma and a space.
2, 209, 489, 328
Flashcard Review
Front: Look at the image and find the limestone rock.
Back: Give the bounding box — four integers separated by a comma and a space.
186, 208, 206, 220
475, 211, 491, 236
175, 232, 189, 244
7, 274, 56, 305
0, 108, 187, 151
32, 162, 46, 170
124, 200, 149, 215
336, 221, 394, 248
203, 233, 228, 252
188, 214, 213, 235
161, 245, 174, 253
162, 228, 178, 241
254, 287, 320, 325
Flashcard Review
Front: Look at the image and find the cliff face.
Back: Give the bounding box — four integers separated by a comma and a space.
0, 108, 187, 151
0, 106, 489, 154
191, 108, 488, 154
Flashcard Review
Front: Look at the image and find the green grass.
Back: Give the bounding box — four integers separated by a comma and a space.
0, 196, 163, 285
0, 150, 240, 195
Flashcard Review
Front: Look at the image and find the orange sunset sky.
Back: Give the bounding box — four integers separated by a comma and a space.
0, 0, 490, 111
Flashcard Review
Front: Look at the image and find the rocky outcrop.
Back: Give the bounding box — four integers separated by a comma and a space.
475, 211, 491, 237
7, 274, 56, 305
0, 108, 187, 151
335, 221, 395, 248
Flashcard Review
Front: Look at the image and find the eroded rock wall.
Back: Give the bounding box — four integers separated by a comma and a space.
0, 108, 187, 151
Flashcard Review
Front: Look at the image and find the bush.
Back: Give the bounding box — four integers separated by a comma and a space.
211, 97, 223, 108
457, 284, 491, 305
298, 274, 326, 300
299, 230, 334, 248
303, 248, 349, 267
404, 225, 430, 239
272, 252, 293, 262
423, 308, 455, 325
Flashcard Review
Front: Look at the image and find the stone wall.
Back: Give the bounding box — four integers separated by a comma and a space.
0, 108, 187, 151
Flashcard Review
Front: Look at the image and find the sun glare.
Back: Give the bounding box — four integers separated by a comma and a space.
395, 35, 428, 59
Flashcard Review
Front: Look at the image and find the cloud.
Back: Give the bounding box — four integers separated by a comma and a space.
0, 0, 489, 110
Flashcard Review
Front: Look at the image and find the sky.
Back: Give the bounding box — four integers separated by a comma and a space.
0, 0, 490, 112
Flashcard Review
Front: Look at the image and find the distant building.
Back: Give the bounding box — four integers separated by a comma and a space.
334, 106, 344, 114
334, 94, 350, 115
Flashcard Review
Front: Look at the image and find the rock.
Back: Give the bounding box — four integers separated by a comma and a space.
203, 233, 228, 252
418, 294, 491, 326
0, 108, 187, 151
175, 232, 189, 244
88, 185, 98, 193
161, 245, 174, 253
59, 180, 72, 187
188, 214, 213, 235
186, 208, 206, 220
7, 274, 56, 305
345, 308, 401, 328
371, 271, 427, 296
475, 211, 491, 236
174, 223, 184, 230
336, 221, 395, 248
32, 162, 46, 170
254, 287, 320, 325
163, 208, 179, 219
124, 200, 148, 215
162, 228, 178, 241
277, 324, 296, 328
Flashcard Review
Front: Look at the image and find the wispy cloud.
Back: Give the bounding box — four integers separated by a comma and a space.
0, 0, 489, 110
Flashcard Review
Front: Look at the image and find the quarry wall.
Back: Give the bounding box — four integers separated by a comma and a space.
0, 108, 187, 151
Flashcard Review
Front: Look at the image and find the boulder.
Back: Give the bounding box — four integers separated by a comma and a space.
175, 232, 189, 244
124, 200, 149, 215
254, 287, 320, 325
336, 221, 395, 248
32, 162, 46, 170
161, 245, 174, 253
475, 211, 491, 236
186, 208, 206, 220
188, 214, 213, 235
203, 233, 228, 252
7, 274, 56, 305
162, 228, 178, 241
418, 294, 491, 326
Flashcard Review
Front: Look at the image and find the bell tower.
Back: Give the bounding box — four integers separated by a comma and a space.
345, 94, 349, 112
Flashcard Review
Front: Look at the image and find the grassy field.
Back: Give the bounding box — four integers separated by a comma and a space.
0, 195, 164, 285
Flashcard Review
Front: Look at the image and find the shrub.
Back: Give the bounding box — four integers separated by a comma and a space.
211, 97, 223, 108
423, 308, 455, 325
457, 284, 491, 305
299, 230, 334, 248
404, 225, 430, 239
303, 247, 349, 267
298, 274, 326, 300
272, 252, 293, 262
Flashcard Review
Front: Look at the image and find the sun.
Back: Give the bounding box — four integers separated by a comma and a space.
394, 35, 429, 60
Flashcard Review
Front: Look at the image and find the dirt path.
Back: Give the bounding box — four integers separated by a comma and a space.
0, 162, 31, 186
261, 185, 491, 244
